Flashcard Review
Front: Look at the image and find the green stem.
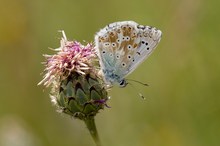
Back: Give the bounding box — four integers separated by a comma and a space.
84, 116, 101, 146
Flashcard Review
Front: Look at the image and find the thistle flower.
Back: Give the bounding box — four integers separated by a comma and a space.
38, 32, 97, 87
38, 31, 108, 146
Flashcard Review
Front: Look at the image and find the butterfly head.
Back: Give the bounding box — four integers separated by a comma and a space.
118, 79, 127, 88
102, 69, 127, 88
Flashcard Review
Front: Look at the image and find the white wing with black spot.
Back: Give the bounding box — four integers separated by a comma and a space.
95, 21, 162, 85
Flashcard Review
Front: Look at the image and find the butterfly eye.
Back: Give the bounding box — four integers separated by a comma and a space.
122, 37, 125, 41
102, 50, 106, 54
121, 62, 126, 67
116, 55, 120, 59
126, 36, 130, 41
117, 39, 120, 43
112, 43, 116, 47
119, 79, 127, 88
127, 55, 132, 60
146, 47, 149, 50
127, 45, 132, 50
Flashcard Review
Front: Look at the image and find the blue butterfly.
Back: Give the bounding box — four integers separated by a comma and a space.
95, 21, 162, 87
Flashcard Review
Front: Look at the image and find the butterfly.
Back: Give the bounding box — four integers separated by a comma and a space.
95, 21, 162, 87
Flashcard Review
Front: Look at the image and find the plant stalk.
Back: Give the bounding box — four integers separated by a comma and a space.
84, 116, 101, 146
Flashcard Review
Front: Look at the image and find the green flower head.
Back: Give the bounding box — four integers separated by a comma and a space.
38, 31, 109, 119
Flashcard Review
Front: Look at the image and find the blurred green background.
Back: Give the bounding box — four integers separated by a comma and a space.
0, 0, 220, 146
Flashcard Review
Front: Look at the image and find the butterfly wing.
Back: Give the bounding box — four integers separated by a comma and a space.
95, 21, 162, 85
95, 21, 137, 84
124, 23, 162, 77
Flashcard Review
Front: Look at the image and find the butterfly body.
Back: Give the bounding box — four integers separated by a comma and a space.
95, 21, 162, 87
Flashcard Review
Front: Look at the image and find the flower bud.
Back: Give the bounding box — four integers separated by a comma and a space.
53, 72, 108, 119
39, 31, 109, 119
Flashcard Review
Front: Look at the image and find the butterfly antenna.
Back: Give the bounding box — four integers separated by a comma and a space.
126, 79, 149, 87
127, 82, 146, 100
